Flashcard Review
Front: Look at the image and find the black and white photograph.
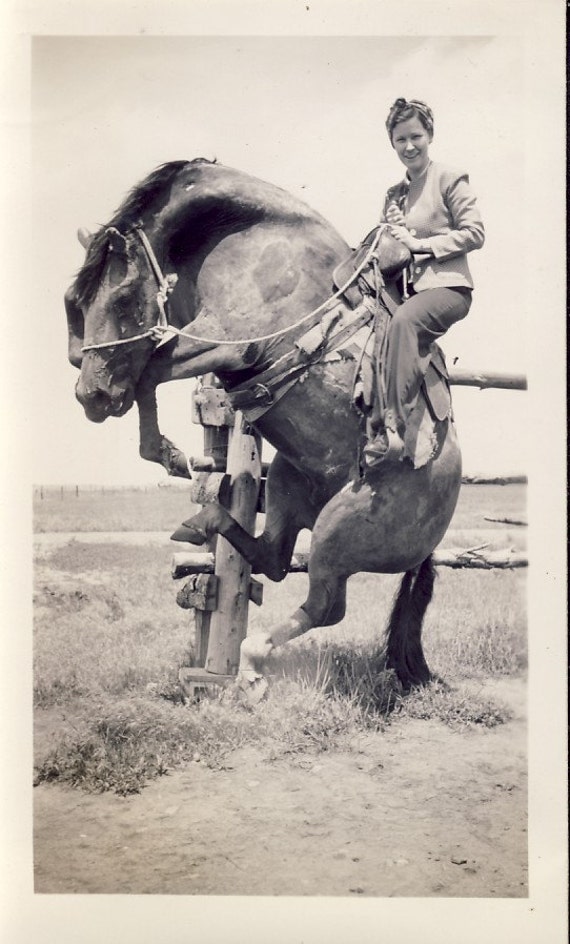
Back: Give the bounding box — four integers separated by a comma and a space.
1, 1, 566, 942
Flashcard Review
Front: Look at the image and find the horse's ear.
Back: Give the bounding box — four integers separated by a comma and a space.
77, 227, 93, 251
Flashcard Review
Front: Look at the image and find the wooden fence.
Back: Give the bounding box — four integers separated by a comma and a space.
174, 369, 527, 697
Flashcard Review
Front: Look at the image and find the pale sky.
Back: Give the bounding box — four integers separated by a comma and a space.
29, 33, 530, 483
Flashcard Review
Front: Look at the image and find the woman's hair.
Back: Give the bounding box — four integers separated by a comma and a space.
386, 98, 434, 139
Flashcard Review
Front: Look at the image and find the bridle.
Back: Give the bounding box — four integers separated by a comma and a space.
80, 223, 387, 354
81, 225, 179, 353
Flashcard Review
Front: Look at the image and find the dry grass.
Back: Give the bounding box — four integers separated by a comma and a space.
449, 482, 526, 531
33, 484, 527, 794
34, 681, 370, 795
34, 543, 192, 707
392, 680, 511, 729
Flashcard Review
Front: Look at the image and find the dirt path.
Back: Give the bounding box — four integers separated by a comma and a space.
34, 677, 527, 897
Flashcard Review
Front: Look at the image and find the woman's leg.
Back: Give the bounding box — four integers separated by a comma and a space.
387, 286, 472, 431
364, 286, 471, 465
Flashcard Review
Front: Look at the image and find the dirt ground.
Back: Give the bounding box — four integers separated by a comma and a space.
34, 676, 527, 897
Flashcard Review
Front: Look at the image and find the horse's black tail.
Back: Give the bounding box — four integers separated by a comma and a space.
384, 555, 436, 690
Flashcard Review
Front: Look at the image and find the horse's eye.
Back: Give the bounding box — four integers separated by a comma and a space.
107, 253, 128, 285
112, 289, 135, 319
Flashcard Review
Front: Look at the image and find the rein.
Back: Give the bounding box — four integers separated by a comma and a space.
81, 225, 385, 354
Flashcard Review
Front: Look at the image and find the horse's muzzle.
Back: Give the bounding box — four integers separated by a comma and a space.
75, 375, 135, 422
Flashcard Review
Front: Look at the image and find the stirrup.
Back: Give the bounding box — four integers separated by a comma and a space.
383, 426, 405, 461
363, 427, 405, 467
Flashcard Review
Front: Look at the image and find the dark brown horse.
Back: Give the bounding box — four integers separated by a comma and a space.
66, 159, 462, 698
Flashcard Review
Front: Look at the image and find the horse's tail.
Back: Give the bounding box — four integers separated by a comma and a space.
384, 555, 435, 690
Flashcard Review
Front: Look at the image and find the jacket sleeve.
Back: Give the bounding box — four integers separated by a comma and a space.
424, 172, 485, 260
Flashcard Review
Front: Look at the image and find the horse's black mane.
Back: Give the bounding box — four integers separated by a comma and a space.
72, 158, 216, 305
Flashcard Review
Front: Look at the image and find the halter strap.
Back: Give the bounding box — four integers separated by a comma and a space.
135, 227, 177, 331
81, 227, 178, 352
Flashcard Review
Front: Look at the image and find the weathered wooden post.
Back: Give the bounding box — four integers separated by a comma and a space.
177, 374, 263, 698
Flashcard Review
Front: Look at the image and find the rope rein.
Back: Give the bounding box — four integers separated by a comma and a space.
81, 226, 385, 353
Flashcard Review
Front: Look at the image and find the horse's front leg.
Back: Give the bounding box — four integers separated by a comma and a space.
171, 453, 322, 581
135, 383, 191, 479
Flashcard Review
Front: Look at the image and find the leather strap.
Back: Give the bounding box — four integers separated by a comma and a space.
227, 301, 378, 412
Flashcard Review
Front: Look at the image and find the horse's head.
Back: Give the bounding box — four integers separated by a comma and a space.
67, 223, 167, 422
69, 157, 387, 432
66, 161, 201, 422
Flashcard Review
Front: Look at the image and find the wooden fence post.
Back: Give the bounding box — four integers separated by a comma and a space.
205, 417, 262, 675
178, 375, 262, 698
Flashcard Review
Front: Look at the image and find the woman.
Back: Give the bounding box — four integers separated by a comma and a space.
364, 97, 485, 466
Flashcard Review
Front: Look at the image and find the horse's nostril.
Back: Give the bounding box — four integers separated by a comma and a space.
75, 375, 135, 421
76, 385, 112, 421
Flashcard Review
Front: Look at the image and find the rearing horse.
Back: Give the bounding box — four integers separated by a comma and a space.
65, 159, 462, 698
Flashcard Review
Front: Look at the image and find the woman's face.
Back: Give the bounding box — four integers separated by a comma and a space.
391, 115, 432, 178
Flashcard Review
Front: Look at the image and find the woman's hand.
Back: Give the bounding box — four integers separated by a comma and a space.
385, 202, 406, 226
389, 224, 424, 253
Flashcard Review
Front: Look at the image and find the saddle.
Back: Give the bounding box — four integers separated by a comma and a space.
229, 231, 452, 467
406, 350, 452, 468
333, 235, 452, 470
332, 226, 408, 310
349, 314, 452, 470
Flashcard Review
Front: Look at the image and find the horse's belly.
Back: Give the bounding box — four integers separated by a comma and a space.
255, 360, 362, 484
310, 432, 462, 575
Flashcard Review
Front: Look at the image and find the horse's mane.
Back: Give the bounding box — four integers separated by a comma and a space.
72, 158, 215, 305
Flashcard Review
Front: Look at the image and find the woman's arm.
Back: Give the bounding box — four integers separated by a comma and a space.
426, 174, 485, 259
388, 170, 485, 257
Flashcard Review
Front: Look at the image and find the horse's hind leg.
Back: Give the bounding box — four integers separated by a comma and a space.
238, 554, 349, 691
173, 453, 321, 581
384, 555, 435, 689
240, 553, 436, 692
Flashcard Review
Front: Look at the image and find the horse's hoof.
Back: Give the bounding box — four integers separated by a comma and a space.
236, 673, 269, 706
170, 523, 208, 545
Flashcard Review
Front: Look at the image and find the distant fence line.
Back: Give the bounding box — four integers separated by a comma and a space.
33, 475, 528, 500
33, 484, 184, 499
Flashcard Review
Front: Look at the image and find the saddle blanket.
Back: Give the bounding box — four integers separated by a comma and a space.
404, 354, 452, 469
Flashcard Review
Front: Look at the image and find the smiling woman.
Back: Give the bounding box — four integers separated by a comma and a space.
389, 99, 434, 180
363, 97, 485, 467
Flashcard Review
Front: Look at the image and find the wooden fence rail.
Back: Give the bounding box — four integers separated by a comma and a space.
172, 545, 528, 581
448, 369, 527, 391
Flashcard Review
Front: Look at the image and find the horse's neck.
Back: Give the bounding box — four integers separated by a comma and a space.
152, 184, 353, 385
171, 220, 345, 334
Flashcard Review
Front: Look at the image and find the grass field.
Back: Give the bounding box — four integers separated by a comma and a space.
33, 482, 527, 534
33, 484, 192, 533
33, 483, 527, 794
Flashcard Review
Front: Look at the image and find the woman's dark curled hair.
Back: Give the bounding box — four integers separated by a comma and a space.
386, 98, 434, 139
